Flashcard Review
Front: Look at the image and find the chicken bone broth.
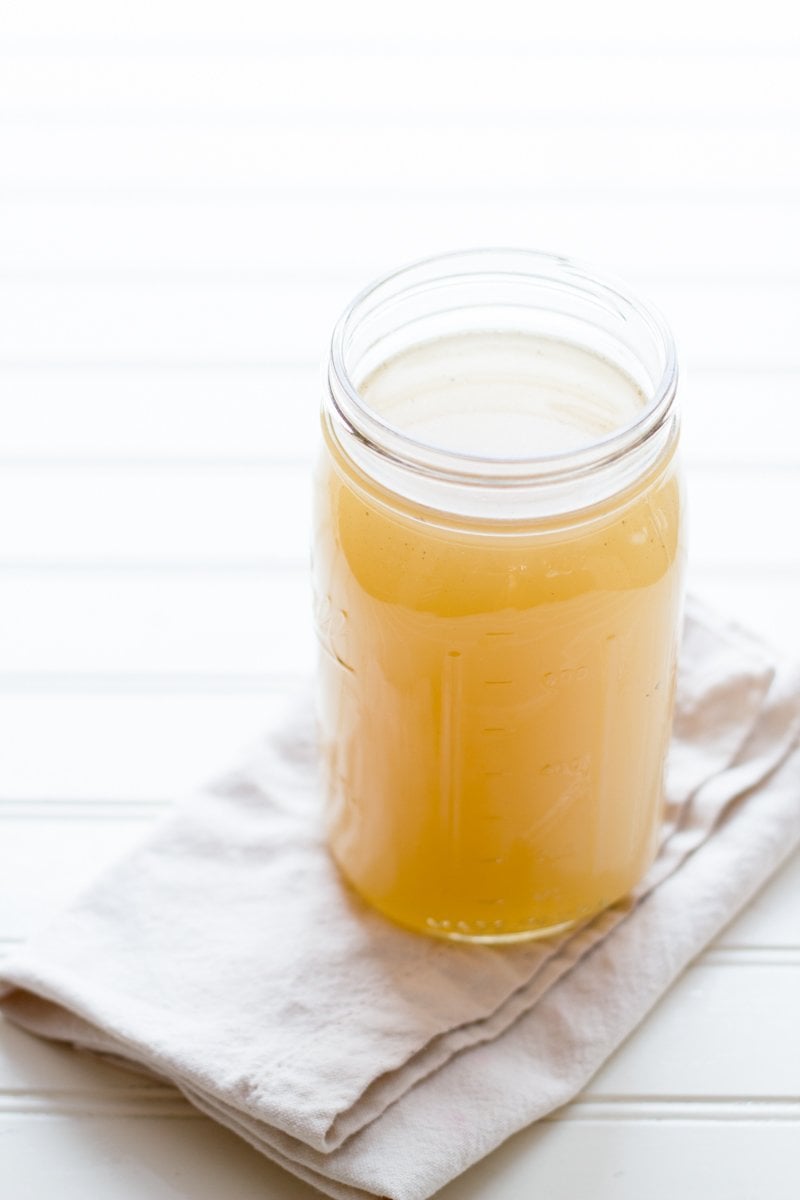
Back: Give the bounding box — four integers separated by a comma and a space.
314, 325, 683, 942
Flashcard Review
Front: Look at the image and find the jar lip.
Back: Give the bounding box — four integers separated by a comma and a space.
327, 248, 678, 488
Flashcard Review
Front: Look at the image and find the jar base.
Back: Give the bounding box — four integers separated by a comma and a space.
326, 835, 638, 936
333, 856, 611, 943
416, 916, 587, 944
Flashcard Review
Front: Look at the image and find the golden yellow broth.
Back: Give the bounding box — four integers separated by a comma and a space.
314, 340, 684, 940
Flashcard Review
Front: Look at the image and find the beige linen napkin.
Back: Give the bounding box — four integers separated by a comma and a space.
2, 597, 800, 1200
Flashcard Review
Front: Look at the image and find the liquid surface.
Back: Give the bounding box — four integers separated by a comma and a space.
314, 333, 683, 940
360, 330, 647, 457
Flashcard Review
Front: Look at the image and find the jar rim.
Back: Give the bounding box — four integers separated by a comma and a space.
327, 248, 678, 489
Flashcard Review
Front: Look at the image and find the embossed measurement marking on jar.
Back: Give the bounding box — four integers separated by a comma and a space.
543, 666, 590, 687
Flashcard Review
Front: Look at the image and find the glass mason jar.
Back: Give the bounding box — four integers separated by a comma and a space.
313, 249, 684, 942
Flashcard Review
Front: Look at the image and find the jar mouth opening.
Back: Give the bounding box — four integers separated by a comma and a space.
327, 248, 678, 488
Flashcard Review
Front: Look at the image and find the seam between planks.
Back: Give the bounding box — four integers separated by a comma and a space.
0, 1093, 798, 1121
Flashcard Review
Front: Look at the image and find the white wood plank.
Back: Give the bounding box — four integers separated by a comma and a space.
0, 464, 312, 565
587, 962, 800, 1097
683, 470, 800, 571
0, 0, 793, 48
436, 1118, 800, 1200
0, 281, 797, 370
0, 280, 344, 365
1, 124, 797, 196
1, 50, 797, 118
0, 572, 314, 677
2, 199, 799, 279
681, 371, 800, 465
0, 366, 320, 461
650, 283, 800, 371
0, 692, 296, 802
0, 365, 794, 468
690, 572, 800, 657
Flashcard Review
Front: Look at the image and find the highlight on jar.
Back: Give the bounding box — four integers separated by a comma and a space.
313, 249, 685, 943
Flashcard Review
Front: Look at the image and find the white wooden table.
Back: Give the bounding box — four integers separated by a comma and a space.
2, 5, 799, 1196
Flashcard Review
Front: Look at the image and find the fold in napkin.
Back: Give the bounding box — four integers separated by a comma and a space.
2, 597, 800, 1200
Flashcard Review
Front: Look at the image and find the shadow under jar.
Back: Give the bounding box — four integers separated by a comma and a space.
313, 249, 685, 943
